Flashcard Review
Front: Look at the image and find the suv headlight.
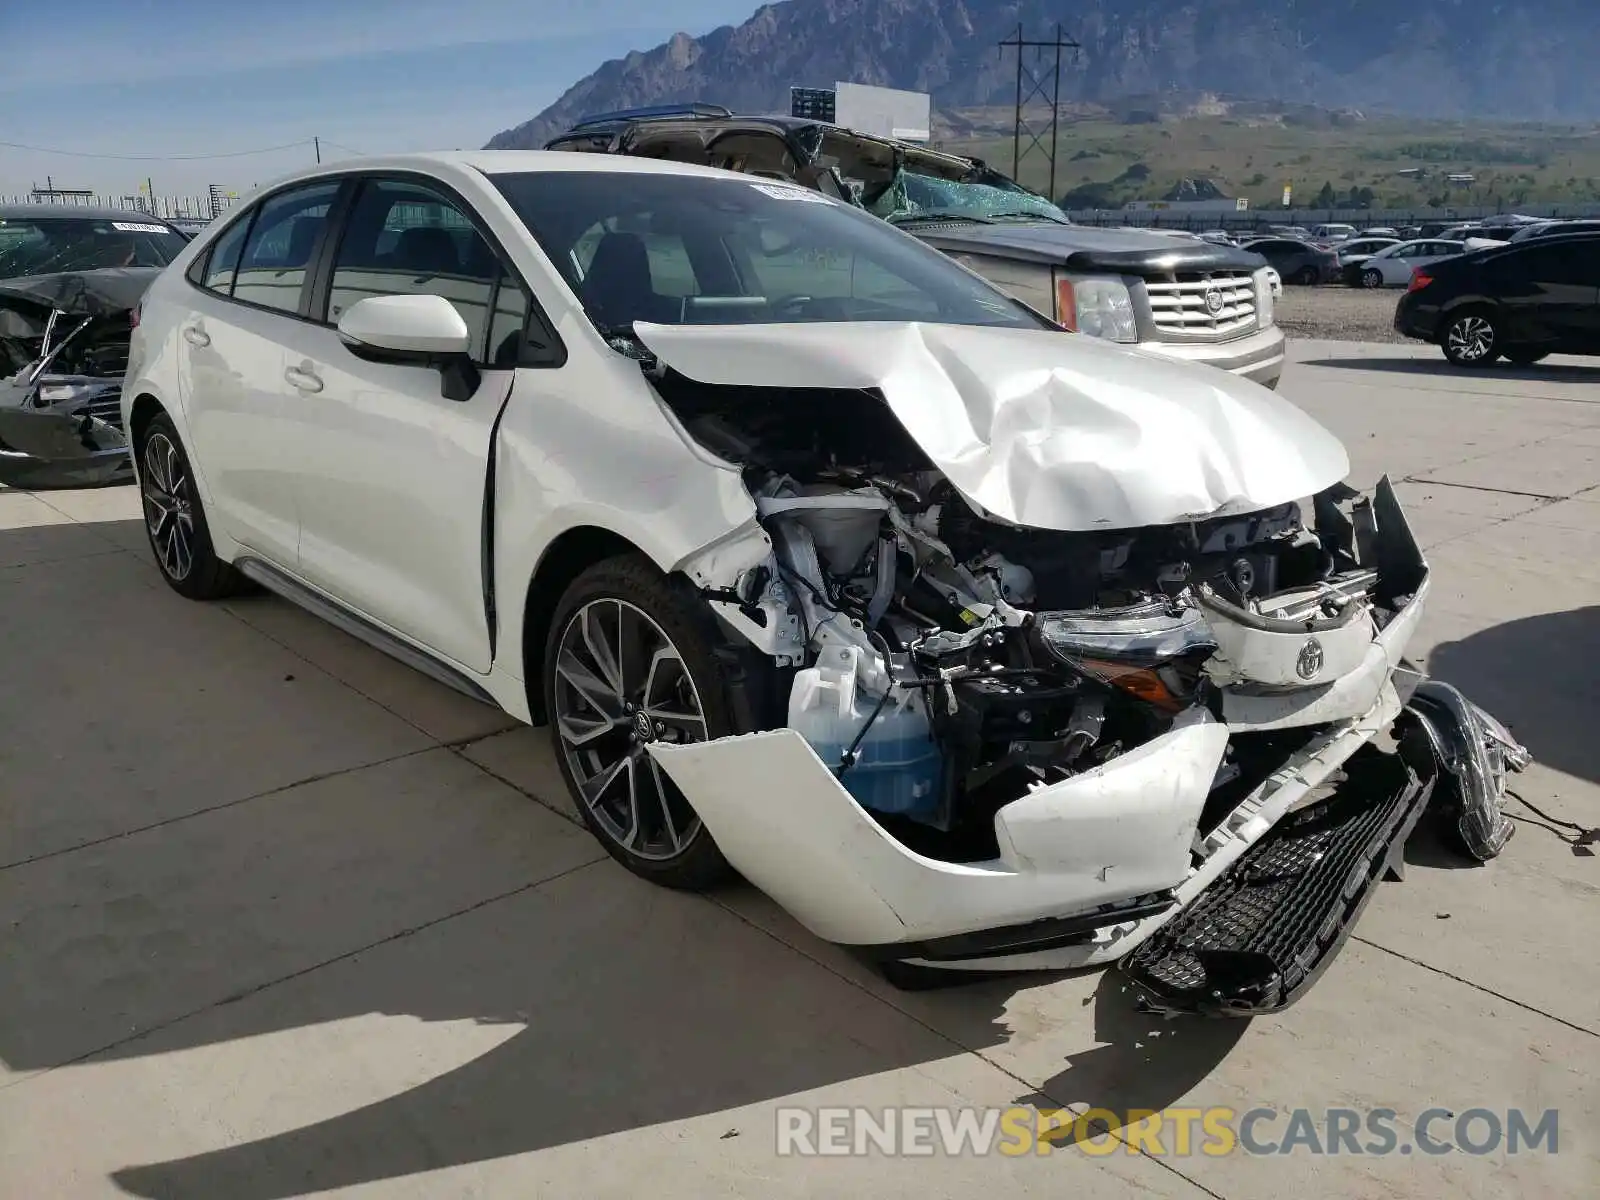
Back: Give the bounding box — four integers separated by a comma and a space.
1253, 267, 1276, 328
1055, 274, 1138, 343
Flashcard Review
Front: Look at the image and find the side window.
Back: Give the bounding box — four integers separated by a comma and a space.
191, 211, 253, 295
1503, 245, 1591, 287
486, 269, 531, 367
232, 182, 341, 314
324, 178, 501, 359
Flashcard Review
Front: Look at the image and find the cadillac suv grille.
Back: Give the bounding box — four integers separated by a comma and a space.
1146, 270, 1257, 340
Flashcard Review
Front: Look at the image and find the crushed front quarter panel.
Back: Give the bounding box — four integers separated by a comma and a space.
633, 320, 1349, 532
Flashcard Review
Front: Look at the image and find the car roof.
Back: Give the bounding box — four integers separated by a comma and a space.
231, 150, 781, 201
0, 202, 181, 226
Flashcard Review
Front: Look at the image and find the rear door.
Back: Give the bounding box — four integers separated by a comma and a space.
265, 174, 556, 673
176, 180, 344, 565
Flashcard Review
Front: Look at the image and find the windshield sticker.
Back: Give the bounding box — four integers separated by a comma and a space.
111, 222, 169, 233
749, 182, 834, 204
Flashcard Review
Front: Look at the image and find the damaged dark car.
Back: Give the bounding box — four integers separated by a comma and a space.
0, 206, 185, 488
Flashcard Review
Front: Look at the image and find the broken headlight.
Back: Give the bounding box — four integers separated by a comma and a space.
1035, 600, 1216, 711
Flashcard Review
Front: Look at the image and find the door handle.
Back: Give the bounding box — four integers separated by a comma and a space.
182, 325, 210, 347
284, 364, 324, 394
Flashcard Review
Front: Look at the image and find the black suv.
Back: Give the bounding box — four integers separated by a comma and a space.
1394, 231, 1600, 367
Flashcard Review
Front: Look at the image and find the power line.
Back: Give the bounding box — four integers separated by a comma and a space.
0, 138, 319, 162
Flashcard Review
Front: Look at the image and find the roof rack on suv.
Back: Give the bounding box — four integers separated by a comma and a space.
570, 102, 734, 130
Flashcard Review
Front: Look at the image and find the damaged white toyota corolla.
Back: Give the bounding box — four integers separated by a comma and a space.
127, 154, 1527, 1012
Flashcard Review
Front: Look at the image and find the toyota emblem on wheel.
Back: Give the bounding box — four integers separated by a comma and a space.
1297, 637, 1325, 680
1204, 287, 1224, 315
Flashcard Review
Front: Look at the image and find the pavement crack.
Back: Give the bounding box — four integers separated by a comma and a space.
0, 746, 438, 873
1400, 476, 1567, 502
0, 855, 608, 1091
1353, 936, 1598, 1039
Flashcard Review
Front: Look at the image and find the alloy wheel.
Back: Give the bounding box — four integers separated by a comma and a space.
141, 432, 196, 581
1362, 269, 1382, 288
552, 598, 709, 861
1447, 315, 1496, 363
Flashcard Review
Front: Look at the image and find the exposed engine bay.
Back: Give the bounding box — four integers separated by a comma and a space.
656, 371, 1424, 853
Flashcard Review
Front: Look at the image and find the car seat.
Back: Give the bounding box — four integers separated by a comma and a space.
579, 232, 680, 327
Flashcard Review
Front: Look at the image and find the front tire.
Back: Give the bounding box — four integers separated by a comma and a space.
1442, 310, 1502, 367
1293, 266, 1319, 286
137, 412, 247, 600
543, 554, 738, 890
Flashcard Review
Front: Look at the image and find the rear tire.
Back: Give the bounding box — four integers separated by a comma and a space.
1441, 309, 1502, 367
1293, 266, 1319, 286
1504, 348, 1549, 366
543, 554, 739, 891
1361, 268, 1383, 289
136, 412, 247, 600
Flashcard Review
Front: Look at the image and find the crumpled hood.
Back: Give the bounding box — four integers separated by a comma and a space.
635, 321, 1349, 531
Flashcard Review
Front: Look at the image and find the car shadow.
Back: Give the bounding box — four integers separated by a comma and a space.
1425, 606, 1600, 788
0, 512, 1245, 1197
1302, 356, 1600, 382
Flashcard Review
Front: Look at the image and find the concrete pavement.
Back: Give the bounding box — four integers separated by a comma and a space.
1, 339, 1596, 1198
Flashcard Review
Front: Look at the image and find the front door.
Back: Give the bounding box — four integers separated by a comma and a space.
178, 180, 342, 565
272, 176, 534, 674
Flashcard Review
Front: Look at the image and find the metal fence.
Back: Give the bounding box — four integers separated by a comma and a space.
1064, 202, 1600, 231
0, 193, 242, 222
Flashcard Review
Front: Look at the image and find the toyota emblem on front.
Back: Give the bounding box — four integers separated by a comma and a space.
1296, 637, 1325, 680
1204, 287, 1225, 315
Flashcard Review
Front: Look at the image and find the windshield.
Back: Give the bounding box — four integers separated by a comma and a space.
0, 215, 187, 278
866, 169, 1069, 225
491, 170, 1055, 335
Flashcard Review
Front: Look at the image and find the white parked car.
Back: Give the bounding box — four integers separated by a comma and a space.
1311, 223, 1357, 242
124, 153, 1526, 1007
1354, 239, 1467, 288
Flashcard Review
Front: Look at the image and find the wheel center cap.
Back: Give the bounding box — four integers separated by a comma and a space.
631, 711, 656, 742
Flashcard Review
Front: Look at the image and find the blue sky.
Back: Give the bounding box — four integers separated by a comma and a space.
0, 0, 758, 199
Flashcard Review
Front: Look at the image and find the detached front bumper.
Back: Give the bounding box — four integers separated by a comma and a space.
0, 378, 133, 489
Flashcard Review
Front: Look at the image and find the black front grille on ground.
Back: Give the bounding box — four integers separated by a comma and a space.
1121, 747, 1431, 1016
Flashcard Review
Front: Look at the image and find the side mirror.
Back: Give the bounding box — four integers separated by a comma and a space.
337, 294, 481, 401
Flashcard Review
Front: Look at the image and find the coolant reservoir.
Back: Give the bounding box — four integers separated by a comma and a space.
787, 646, 945, 823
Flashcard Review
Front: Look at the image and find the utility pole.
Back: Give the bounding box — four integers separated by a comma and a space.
998, 23, 1081, 201
314, 136, 321, 164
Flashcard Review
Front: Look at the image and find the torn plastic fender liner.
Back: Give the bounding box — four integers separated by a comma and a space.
647, 713, 1229, 947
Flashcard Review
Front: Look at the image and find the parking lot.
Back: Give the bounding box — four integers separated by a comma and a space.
2, 336, 1597, 1198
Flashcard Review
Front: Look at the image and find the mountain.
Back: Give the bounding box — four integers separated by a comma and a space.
485, 0, 1600, 151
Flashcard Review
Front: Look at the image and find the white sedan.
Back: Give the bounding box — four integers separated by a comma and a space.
123, 152, 1525, 1007
1355, 239, 1467, 288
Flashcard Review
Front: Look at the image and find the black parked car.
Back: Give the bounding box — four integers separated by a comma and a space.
1237, 236, 1340, 285
1394, 231, 1600, 367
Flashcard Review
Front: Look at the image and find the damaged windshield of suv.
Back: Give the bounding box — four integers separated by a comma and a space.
0, 216, 188, 278
868, 169, 1072, 226
491, 170, 1054, 334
